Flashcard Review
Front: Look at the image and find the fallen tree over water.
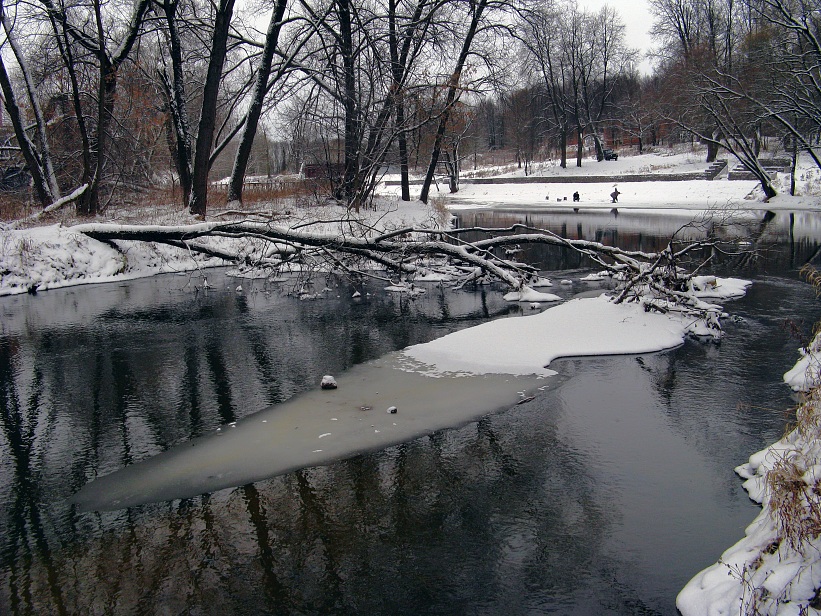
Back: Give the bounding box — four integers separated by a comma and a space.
70, 215, 748, 337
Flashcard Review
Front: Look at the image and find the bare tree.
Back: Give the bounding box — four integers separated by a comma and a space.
648, 0, 821, 197
188, 0, 237, 217
419, 0, 490, 203
614, 73, 656, 153
0, 0, 61, 207
226, 0, 290, 205
520, 1, 633, 168
156, 0, 196, 206
40, 0, 151, 215
519, 1, 572, 167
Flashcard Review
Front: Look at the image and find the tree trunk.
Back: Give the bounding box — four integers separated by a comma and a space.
337, 0, 361, 210
0, 55, 53, 206
161, 0, 194, 206
397, 103, 411, 201
226, 0, 288, 204
0, 1, 60, 202
790, 132, 798, 196
560, 126, 567, 168
389, 0, 411, 201
71, 219, 740, 335
447, 145, 459, 192
576, 126, 583, 167
706, 140, 719, 163
592, 133, 604, 161
59, 30, 94, 208
420, 0, 488, 204
78, 59, 117, 216
753, 125, 762, 158
189, 0, 237, 217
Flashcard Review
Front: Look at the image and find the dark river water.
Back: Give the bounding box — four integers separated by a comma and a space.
1, 208, 820, 615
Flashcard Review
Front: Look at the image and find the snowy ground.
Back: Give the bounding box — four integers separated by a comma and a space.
2, 147, 820, 613
0, 199, 442, 296
382, 148, 821, 212
489, 148, 717, 178
447, 178, 764, 211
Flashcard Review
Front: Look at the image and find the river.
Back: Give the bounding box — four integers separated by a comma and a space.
0, 208, 819, 614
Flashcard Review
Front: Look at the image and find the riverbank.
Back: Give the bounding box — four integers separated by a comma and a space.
0, 198, 445, 296
2, 147, 816, 297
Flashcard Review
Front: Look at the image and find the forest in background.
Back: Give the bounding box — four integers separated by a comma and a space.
0, 0, 819, 217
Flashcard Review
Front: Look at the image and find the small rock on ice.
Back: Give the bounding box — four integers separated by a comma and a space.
387, 406, 398, 414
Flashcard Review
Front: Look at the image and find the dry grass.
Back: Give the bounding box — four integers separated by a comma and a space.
0, 179, 323, 226
210, 178, 317, 207
767, 266, 821, 553
0, 192, 35, 221
766, 435, 821, 552
802, 264, 821, 298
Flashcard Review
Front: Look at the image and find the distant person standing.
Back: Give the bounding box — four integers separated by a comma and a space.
610, 188, 621, 203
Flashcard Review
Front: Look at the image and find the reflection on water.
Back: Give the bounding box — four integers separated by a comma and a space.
0, 209, 820, 614
457, 208, 821, 274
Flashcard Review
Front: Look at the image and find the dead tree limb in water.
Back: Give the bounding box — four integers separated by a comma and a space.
71, 218, 742, 331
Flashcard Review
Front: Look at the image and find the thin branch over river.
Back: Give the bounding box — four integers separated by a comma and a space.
71, 217, 739, 333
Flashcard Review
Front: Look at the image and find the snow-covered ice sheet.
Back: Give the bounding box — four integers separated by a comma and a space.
401, 295, 692, 376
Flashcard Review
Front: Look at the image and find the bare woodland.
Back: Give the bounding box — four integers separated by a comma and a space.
0, 0, 818, 214
0, 0, 818, 322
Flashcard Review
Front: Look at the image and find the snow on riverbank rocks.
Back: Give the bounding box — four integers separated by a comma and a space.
784, 330, 821, 392
678, 331, 821, 616
689, 275, 752, 300
502, 286, 562, 303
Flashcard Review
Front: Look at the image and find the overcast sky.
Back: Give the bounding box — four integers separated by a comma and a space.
580, 0, 656, 73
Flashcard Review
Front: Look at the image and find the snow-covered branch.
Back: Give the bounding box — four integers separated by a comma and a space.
69, 218, 733, 333
29, 184, 89, 219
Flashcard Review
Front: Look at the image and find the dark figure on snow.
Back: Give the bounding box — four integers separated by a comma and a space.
573, 191, 580, 202
610, 188, 621, 203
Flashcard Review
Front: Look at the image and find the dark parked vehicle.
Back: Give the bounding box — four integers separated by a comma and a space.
602, 149, 618, 161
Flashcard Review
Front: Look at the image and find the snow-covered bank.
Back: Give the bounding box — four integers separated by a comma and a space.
0, 199, 443, 296
678, 331, 821, 616
446, 178, 764, 211
0, 223, 227, 295
443, 177, 821, 213
784, 332, 821, 392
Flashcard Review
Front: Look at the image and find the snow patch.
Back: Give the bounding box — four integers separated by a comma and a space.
402, 295, 696, 377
